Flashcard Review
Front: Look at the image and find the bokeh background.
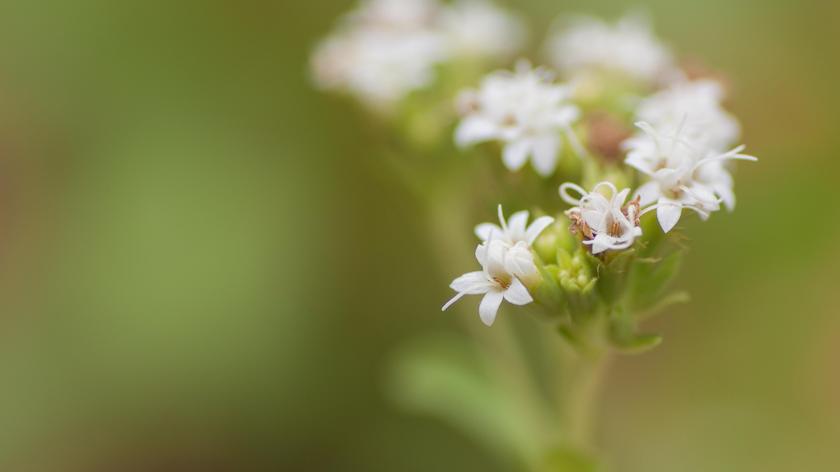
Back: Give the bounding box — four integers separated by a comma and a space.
0, 0, 838, 470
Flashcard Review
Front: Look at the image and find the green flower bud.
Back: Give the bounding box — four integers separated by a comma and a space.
533, 215, 576, 263
556, 248, 596, 293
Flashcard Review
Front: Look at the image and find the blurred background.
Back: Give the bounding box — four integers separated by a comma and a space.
0, 0, 838, 470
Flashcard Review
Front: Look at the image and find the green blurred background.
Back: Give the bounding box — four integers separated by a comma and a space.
0, 0, 837, 470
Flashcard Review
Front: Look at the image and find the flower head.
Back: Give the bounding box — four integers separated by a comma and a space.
623, 121, 757, 232
455, 62, 581, 176
311, 0, 528, 111
560, 181, 643, 254
442, 239, 535, 326
443, 204, 554, 326
438, 0, 526, 59
545, 14, 676, 83
474, 204, 555, 247
635, 79, 740, 150
311, 29, 446, 108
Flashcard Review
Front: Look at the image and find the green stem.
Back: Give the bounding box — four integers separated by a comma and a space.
566, 349, 611, 450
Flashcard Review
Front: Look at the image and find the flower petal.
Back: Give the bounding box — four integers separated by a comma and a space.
713, 182, 736, 211
455, 116, 498, 147
503, 278, 533, 305
507, 211, 530, 239
449, 271, 492, 294
657, 202, 683, 233
474, 223, 502, 241
634, 181, 661, 206
530, 135, 560, 176
479, 290, 505, 326
587, 233, 614, 254
502, 139, 531, 171
525, 216, 554, 244
504, 243, 537, 279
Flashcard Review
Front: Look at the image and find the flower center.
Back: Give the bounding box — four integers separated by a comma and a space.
492, 276, 512, 289
606, 216, 623, 237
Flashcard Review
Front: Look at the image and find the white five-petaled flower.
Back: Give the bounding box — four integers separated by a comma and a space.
311, 29, 446, 108
635, 79, 741, 150
442, 239, 535, 326
438, 0, 526, 59
623, 121, 758, 232
474, 204, 555, 247
560, 181, 643, 254
455, 62, 582, 177
544, 14, 676, 84
311, 0, 528, 110
443, 204, 554, 326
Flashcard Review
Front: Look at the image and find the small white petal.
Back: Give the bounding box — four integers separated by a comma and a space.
455, 116, 499, 147
525, 216, 554, 244
634, 181, 661, 206
503, 278, 533, 305
588, 233, 614, 254
474, 223, 502, 241
507, 211, 530, 238
479, 290, 505, 326
530, 135, 560, 176
504, 244, 537, 279
657, 202, 683, 233
714, 183, 736, 211
449, 271, 492, 294
502, 139, 531, 171
614, 188, 631, 205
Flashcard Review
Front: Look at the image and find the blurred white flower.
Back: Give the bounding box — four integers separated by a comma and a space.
455, 62, 581, 176
443, 238, 535, 326
310, 0, 448, 109
311, 29, 446, 107
438, 0, 526, 58
636, 79, 740, 150
624, 121, 757, 232
560, 181, 643, 254
545, 14, 675, 83
474, 204, 554, 247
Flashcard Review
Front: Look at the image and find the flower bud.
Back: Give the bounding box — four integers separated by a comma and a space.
556, 248, 596, 294
533, 215, 577, 263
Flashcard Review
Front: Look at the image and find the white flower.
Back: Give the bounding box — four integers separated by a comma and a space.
635, 80, 741, 150
560, 181, 643, 254
311, 28, 446, 108
474, 204, 555, 247
310, 0, 448, 109
455, 62, 581, 176
545, 14, 675, 83
623, 121, 757, 232
438, 0, 526, 58
442, 239, 534, 326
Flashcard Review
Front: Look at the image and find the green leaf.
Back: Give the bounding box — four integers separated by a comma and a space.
612, 333, 663, 354
638, 290, 690, 321
385, 334, 537, 466
629, 250, 683, 312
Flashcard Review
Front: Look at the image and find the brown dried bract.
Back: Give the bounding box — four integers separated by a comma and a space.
566, 209, 593, 240
586, 112, 632, 161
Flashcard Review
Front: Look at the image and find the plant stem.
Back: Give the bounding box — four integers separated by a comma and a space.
566, 348, 611, 450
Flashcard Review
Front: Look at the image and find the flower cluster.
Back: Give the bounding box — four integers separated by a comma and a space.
310, 0, 524, 109
442, 16, 757, 327
455, 62, 581, 176
312, 8, 758, 338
